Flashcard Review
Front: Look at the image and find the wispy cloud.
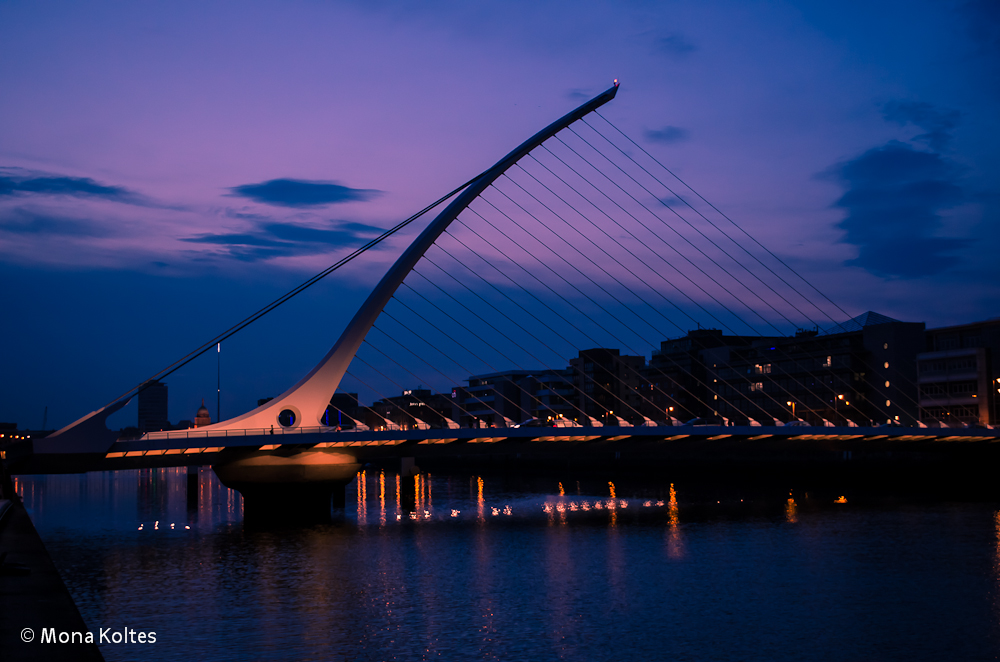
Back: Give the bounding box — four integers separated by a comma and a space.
0, 207, 113, 238
657, 33, 697, 58
644, 125, 690, 144
182, 218, 387, 262
0, 168, 144, 205
228, 178, 380, 208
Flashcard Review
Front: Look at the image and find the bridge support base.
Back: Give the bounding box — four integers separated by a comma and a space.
213, 451, 360, 525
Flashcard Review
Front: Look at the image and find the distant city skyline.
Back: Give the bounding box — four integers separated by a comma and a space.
2, 1, 997, 429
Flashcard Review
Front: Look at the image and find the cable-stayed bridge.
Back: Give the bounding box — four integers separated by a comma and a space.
10, 82, 998, 515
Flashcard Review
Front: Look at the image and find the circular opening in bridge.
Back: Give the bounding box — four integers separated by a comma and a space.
278, 409, 296, 428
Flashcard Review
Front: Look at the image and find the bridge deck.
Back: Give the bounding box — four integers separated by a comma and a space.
8, 425, 998, 474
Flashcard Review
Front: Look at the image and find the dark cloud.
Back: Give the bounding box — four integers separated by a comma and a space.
644, 125, 690, 144
0, 170, 140, 203
657, 195, 687, 208
182, 219, 386, 262
566, 88, 594, 100
657, 33, 696, 58
0, 208, 112, 238
228, 178, 379, 208
882, 101, 960, 152
824, 140, 969, 279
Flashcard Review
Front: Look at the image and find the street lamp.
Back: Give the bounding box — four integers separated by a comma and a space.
786, 401, 796, 419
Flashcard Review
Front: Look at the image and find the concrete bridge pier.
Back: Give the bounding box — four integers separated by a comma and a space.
212, 450, 360, 524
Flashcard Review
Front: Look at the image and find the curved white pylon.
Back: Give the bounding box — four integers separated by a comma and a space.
200, 83, 620, 432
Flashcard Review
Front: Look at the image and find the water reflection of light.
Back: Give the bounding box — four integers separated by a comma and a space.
667, 483, 683, 559
379, 471, 386, 526
477, 476, 484, 523
357, 470, 367, 526
396, 474, 401, 514
786, 495, 798, 523
609, 482, 616, 498
414, 474, 421, 513
558, 482, 565, 496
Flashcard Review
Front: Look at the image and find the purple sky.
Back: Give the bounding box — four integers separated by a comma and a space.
2, 1, 998, 429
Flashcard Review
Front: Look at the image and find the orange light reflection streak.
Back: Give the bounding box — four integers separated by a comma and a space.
379, 470, 386, 526
667, 483, 683, 558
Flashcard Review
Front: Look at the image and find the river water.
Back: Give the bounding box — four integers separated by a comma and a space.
13, 468, 1000, 661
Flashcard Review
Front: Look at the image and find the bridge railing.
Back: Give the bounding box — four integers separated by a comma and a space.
134, 426, 338, 441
